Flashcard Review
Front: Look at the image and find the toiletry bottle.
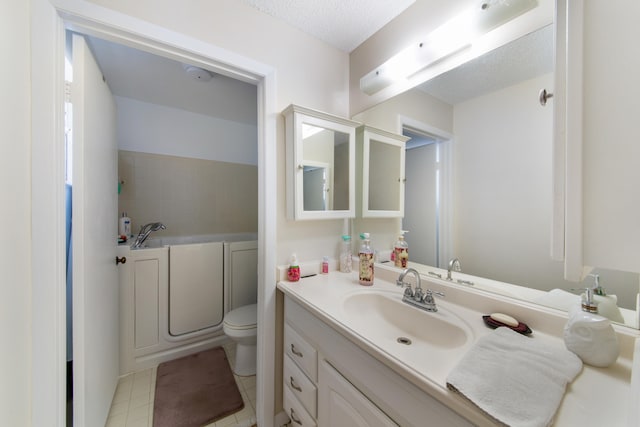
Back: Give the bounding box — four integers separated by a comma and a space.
358, 233, 374, 286
119, 212, 131, 238
287, 254, 300, 282
340, 235, 352, 273
563, 285, 619, 367
394, 230, 409, 268
321, 256, 329, 274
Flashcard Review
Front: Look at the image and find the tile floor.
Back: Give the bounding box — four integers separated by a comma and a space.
105, 343, 257, 427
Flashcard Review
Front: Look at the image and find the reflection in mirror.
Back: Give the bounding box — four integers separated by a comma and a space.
368, 139, 402, 211
356, 25, 640, 328
303, 165, 329, 211
301, 125, 350, 211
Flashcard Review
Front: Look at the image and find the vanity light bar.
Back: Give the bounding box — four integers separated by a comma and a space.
360, 0, 538, 95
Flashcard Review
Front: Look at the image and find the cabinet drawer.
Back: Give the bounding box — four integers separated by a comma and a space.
284, 354, 317, 417
285, 323, 317, 382
285, 385, 317, 427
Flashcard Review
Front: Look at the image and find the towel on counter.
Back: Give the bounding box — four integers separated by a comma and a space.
446, 327, 582, 427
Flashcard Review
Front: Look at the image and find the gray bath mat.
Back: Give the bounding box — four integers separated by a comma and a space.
153, 347, 244, 427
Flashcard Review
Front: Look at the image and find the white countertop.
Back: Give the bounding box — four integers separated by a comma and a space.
277, 267, 638, 426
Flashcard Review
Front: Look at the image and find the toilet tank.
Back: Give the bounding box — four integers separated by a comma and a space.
225, 240, 258, 311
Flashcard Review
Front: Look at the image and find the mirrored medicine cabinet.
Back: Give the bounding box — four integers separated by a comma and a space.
357, 125, 409, 218
284, 104, 409, 221
283, 104, 359, 220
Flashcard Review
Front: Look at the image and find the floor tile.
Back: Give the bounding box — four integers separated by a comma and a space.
105, 344, 256, 427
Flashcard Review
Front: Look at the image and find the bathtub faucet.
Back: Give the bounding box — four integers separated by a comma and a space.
132, 222, 166, 249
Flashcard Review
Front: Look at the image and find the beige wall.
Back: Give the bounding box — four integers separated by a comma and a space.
118, 151, 258, 237
1, 0, 31, 425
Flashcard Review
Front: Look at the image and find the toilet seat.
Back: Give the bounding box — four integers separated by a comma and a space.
223, 304, 257, 330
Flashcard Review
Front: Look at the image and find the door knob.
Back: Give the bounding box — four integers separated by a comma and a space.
116, 256, 127, 265
539, 88, 554, 106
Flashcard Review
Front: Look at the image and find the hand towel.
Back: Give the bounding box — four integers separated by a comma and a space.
446, 327, 582, 427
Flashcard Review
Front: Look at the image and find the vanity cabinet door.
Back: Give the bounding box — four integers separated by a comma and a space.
318, 360, 398, 427
357, 125, 408, 218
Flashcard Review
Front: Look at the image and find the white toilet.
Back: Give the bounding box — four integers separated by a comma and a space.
223, 303, 257, 376
222, 240, 259, 376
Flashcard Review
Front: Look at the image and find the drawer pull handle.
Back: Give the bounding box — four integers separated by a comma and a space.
290, 376, 302, 392
291, 344, 303, 358
290, 408, 302, 425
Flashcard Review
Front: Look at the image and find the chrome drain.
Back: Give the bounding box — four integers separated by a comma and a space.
397, 337, 412, 345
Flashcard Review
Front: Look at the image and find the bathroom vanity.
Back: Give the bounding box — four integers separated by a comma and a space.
277, 267, 638, 426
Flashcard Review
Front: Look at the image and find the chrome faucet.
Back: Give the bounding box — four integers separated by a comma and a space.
396, 268, 444, 312
132, 222, 166, 249
447, 258, 461, 280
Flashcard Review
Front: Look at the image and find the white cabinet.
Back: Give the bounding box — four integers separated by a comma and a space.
318, 360, 397, 427
283, 323, 318, 426
283, 104, 360, 220
357, 125, 408, 218
283, 296, 472, 427
556, 1, 640, 280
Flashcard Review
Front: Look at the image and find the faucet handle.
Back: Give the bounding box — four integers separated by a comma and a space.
403, 285, 414, 298
425, 289, 445, 299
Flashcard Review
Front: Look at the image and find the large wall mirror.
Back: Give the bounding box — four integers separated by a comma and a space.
284, 104, 359, 220
354, 22, 640, 329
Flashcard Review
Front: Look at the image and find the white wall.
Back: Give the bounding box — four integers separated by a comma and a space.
453, 73, 567, 289
1, 0, 32, 425
84, 0, 351, 265
116, 96, 258, 165
582, 1, 640, 273
352, 89, 453, 254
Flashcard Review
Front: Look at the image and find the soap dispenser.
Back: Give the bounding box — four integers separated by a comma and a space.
563, 283, 619, 367
393, 230, 409, 268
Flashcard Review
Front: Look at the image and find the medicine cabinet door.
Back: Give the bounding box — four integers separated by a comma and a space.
358, 125, 408, 218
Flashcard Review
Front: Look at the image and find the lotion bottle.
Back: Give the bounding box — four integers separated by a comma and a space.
393, 230, 409, 268
119, 212, 131, 238
358, 233, 374, 286
287, 253, 300, 282
563, 285, 619, 367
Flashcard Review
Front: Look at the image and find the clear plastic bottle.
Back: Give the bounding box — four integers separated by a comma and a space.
394, 231, 409, 268
340, 235, 352, 273
358, 233, 374, 286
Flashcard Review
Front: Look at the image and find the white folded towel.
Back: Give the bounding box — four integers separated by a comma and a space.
446, 327, 583, 427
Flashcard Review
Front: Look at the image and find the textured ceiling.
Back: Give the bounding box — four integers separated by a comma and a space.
240, 0, 415, 52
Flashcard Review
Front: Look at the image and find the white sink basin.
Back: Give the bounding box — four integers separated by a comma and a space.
342, 290, 472, 350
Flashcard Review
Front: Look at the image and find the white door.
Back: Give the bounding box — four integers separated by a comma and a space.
71, 34, 119, 427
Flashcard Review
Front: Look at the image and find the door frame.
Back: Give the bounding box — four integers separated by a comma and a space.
398, 115, 453, 268
31, 1, 277, 426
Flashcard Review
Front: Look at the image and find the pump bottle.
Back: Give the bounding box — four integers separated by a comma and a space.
358, 233, 374, 286
394, 230, 409, 268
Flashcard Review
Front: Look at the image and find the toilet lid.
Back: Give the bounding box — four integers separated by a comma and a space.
224, 304, 257, 329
